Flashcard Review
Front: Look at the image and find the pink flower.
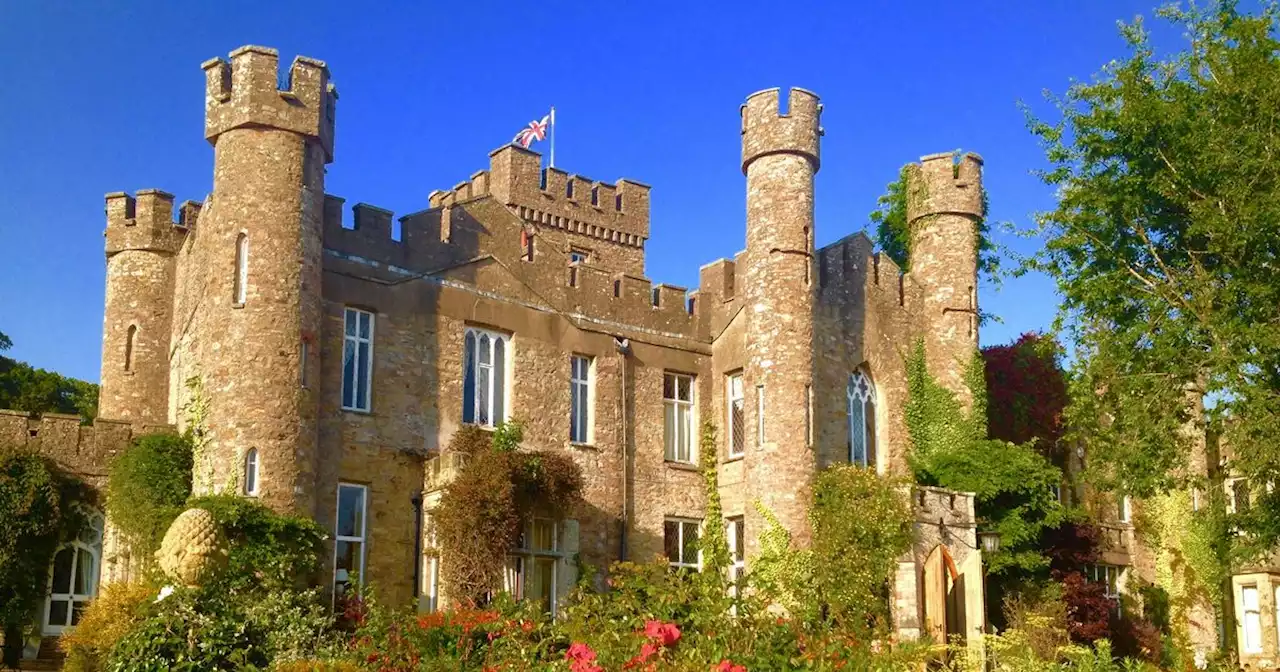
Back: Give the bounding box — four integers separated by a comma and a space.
642, 620, 681, 647
566, 642, 598, 662
715, 661, 747, 672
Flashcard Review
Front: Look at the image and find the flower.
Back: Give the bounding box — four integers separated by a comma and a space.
154, 585, 174, 603
715, 661, 747, 672
566, 642, 598, 663
642, 620, 681, 646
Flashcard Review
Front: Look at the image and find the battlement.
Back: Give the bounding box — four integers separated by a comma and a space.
566, 265, 696, 337
906, 152, 984, 222
202, 45, 337, 161
104, 190, 189, 257
740, 87, 823, 175
912, 485, 976, 528
0, 409, 172, 483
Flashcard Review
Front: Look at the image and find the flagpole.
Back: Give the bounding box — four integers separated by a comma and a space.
549, 106, 556, 169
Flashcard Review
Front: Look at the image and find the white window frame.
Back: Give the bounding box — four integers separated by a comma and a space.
570, 355, 593, 444
243, 448, 259, 497
423, 510, 439, 613
463, 326, 511, 428
1242, 584, 1263, 653
1086, 564, 1121, 599
334, 483, 368, 600
234, 232, 249, 305
727, 516, 745, 591
506, 517, 564, 614
847, 370, 876, 467
43, 510, 104, 635
1118, 494, 1132, 523
727, 373, 745, 459
342, 308, 374, 412
664, 517, 702, 571
663, 372, 696, 463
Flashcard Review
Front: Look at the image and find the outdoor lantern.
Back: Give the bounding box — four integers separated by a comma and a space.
978, 530, 1002, 554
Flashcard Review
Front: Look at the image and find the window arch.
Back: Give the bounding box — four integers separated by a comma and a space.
233, 232, 249, 305
124, 324, 137, 371
847, 370, 876, 468
43, 510, 104, 635
244, 448, 259, 497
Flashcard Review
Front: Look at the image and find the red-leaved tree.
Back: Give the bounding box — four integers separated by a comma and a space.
982, 333, 1068, 464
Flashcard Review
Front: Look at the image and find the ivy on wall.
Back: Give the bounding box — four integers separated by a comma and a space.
104, 432, 194, 560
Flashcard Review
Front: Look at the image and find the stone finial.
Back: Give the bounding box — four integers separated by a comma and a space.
155, 508, 229, 587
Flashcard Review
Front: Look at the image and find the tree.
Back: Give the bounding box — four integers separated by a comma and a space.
0, 331, 98, 423
1026, 2, 1280, 556
982, 333, 1069, 465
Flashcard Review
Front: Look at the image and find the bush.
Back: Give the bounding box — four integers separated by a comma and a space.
60, 580, 158, 672
187, 493, 326, 592
105, 432, 193, 558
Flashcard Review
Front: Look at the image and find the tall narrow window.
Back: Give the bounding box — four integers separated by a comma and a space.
727, 374, 745, 458
300, 341, 309, 388
1242, 585, 1263, 653
663, 373, 695, 463
1231, 479, 1251, 513
1118, 494, 1132, 523
124, 325, 137, 372
243, 448, 259, 497
342, 308, 374, 412
42, 512, 104, 635
234, 233, 248, 305
334, 483, 368, 600
463, 327, 510, 428
805, 384, 813, 447
570, 355, 592, 444
663, 518, 700, 571
424, 511, 439, 613
756, 385, 766, 447
727, 516, 745, 592
847, 371, 877, 467
506, 518, 564, 614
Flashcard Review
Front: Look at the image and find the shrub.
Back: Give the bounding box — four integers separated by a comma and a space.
105, 432, 193, 558
60, 580, 158, 672
0, 447, 88, 667
187, 493, 326, 592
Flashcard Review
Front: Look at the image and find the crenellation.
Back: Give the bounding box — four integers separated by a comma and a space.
105, 190, 188, 256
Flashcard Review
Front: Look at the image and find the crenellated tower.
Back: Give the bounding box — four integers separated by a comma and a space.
100, 190, 188, 423
906, 152, 983, 406
740, 87, 822, 550
192, 45, 336, 514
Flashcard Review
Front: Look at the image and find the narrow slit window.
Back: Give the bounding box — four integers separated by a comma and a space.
124, 325, 137, 372
243, 448, 259, 497
234, 233, 248, 305
727, 374, 744, 458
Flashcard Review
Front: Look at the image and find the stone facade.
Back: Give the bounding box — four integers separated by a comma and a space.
16, 45, 994, 644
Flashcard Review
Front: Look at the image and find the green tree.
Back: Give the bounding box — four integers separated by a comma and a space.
105, 432, 194, 559
0, 331, 98, 423
1025, 2, 1280, 557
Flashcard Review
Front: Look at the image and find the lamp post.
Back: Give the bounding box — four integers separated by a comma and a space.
978, 530, 1001, 555
977, 530, 1001, 670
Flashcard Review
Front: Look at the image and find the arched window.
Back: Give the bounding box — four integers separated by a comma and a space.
43, 510, 104, 635
124, 324, 137, 371
847, 370, 876, 468
233, 233, 249, 305
244, 448, 259, 497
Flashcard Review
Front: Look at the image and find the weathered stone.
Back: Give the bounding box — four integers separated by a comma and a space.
155, 508, 229, 587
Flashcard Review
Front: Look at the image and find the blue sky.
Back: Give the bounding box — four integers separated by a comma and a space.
0, 1, 1173, 383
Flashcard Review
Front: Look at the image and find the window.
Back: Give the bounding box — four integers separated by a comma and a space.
847, 371, 876, 467
1242, 584, 1263, 653
423, 511, 439, 613
521, 229, 535, 261
805, 384, 813, 447
342, 308, 374, 412
300, 340, 309, 388
506, 518, 563, 613
663, 373, 695, 463
1118, 494, 1132, 523
570, 355, 592, 444
1049, 483, 1061, 504
1086, 564, 1120, 599
1231, 478, 1251, 513
569, 249, 589, 264
664, 518, 700, 571
463, 327, 510, 427
124, 324, 137, 372
756, 385, 765, 446
43, 511, 104, 635
727, 516, 745, 591
727, 374, 745, 458
234, 232, 248, 305
334, 483, 368, 600
243, 448, 259, 497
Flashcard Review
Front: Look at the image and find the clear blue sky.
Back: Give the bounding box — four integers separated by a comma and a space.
0, 1, 1172, 383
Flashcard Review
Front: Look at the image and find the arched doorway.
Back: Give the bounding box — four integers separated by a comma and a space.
43, 510, 104, 635
922, 544, 966, 646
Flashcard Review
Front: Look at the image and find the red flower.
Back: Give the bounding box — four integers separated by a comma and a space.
624, 642, 661, 669
642, 620, 681, 646
566, 642, 598, 662
715, 661, 747, 672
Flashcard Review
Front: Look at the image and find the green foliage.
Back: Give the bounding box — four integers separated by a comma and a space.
906, 340, 1066, 578
60, 580, 159, 672
435, 422, 584, 606
0, 331, 97, 422
0, 446, 89, 665
748, 500, 813, 617
697, 422, 731, 582
1025, 2, 1280, 556
105, 432, 193, 559
186, 493, 326, 592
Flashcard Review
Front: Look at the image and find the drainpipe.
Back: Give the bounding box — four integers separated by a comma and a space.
411, 491, 423, 602
615, 337, 632, 562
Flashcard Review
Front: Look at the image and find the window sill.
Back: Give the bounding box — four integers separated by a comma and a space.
121, 370, 135, 377
569, 441, 597, 451
232, 303, 245, 310
664, 461, 700, 472
723, 455, 744, 464
342, 407, 373, 415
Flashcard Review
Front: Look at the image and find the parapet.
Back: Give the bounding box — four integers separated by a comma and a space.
0, 410, 171, 483
565, 266, 696, 337
105, 190, 188, 257
740, 87, 822, 175
905, 152, 984, 222
912, 485, 976, 528
202, 45, 337, 162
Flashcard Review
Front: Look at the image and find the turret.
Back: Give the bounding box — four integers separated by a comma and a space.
906, 152, 983, 407
191, 45, 336, 515
740, 87, 822, 551
99, 190, 187, 423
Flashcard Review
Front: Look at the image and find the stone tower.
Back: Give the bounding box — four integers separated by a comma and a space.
100, 190, 186, 422
193, 46, 335, 514
907, 153, 983, 405
740, 87, 822, 548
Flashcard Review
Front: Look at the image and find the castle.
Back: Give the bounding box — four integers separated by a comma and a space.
14, 45, 1000, 654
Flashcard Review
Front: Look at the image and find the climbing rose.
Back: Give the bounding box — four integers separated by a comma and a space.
643, 620, 681, 646
715, 661, 747, 672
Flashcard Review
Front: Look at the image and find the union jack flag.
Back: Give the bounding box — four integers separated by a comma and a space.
513, 114, 550, 148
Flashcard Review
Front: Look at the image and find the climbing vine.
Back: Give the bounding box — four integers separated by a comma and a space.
182, 374, 215, 493
104, 432, 194, 559
698, 422, 730, 581
1139, 486, 1231, 636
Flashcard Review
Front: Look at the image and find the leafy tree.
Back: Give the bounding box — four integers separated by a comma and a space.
1025, 2, 1280, 556
983, 333, 1069, 464
0, 331, 98, 423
